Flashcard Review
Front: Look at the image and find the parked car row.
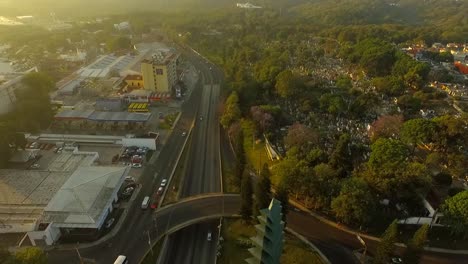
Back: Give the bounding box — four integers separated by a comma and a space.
120, 146, 150, 168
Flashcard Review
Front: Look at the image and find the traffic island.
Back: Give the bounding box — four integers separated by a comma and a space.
140, 236, 165, 264
161, 129, 193, 206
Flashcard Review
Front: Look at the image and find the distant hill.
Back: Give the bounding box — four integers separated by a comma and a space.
290, 0, 468, 27
1, 0, 310, 17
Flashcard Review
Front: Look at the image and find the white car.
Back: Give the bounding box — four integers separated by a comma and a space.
125, 176, 135, 182
132, 163, 142, 168
207, 232, 212, 241
161, 179, 167, 187
30, 163, 40, 169
105, 218, 115, 228
182, 132, 187, 137
157, 187, 164, 195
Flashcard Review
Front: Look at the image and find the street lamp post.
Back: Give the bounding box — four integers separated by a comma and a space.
75, 243, 84, 264
147, 230, 153, 256
356, 234, 367, 264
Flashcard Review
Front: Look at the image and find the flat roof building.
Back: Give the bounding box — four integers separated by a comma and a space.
141, 51, 179, 93
41, 166, 129, 229
0, 145, 131, 246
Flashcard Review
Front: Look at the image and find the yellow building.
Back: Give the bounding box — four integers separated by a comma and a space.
124, 74, 144, 89
141, 52, 178, 93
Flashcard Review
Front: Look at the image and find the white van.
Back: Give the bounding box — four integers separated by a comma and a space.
141, 196, 150, 209
114, 255, 128, 264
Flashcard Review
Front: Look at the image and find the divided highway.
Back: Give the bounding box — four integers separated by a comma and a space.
160, 49, 224, 264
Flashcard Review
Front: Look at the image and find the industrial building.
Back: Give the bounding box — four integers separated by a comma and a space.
0, 144, 132, 246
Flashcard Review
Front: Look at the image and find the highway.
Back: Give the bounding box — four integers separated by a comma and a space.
160, 48, 224, 264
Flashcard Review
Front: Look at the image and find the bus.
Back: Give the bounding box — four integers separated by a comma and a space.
114, 255, 128, 264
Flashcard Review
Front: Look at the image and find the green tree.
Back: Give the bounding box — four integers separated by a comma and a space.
331, 178, 376, 226
240, 169, 253, 221
319, 93, 345, 115
220, 91, 241, 129
306, 148, 327, 167
256, 164, 272, 212
336, 75, 352, 90
373, 221, 398, 264
21, 72, 54, 93
368, 138, 409, 172
372, 76, 405, 96
0, 123, 13, 168
275, 70, 297, 98
446, 154, 468, 179
441, 191, 468, 238
396, 95, 421, 115
275, 183, 289, 223
13, 72, 55, 132
14, 247, 48, 264
404, 224, 429, 264
400, 118, 436, 150
329, 133, 352, 176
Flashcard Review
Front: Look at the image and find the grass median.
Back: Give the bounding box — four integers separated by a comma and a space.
140, 236, 165, 264
162, 131, 193, 206
217, 218, 325, 264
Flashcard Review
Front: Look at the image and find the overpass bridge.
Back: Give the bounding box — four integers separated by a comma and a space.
152, 194, 240, 239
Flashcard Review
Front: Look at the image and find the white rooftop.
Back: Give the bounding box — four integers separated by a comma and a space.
76, 55, 138, 79
42, 166, 128, 228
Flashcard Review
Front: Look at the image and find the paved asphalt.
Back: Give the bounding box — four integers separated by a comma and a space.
161, 48, 224, 264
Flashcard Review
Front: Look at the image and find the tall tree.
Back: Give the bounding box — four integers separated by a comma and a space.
441, 191, 468, 238
256, 164, 272, 211
400, 118, 436, 151
329, 133, 352, 176
275, 183, 289, 224
275, 70, 297, 98
220, 91, 241, 129
404, 224, 429, 264
331, 178, 376, 226
240, 169, 253, 221
373, 221, 398, 264
368, 138, 409, 172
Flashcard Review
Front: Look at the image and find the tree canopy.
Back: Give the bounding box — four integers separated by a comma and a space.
331, 177, 376, 226
221, 91, 241, 129
373, 220, 398, 264
441, 191, 468, 238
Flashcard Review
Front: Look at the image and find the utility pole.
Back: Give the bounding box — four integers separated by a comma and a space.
75, 243, 84, 264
